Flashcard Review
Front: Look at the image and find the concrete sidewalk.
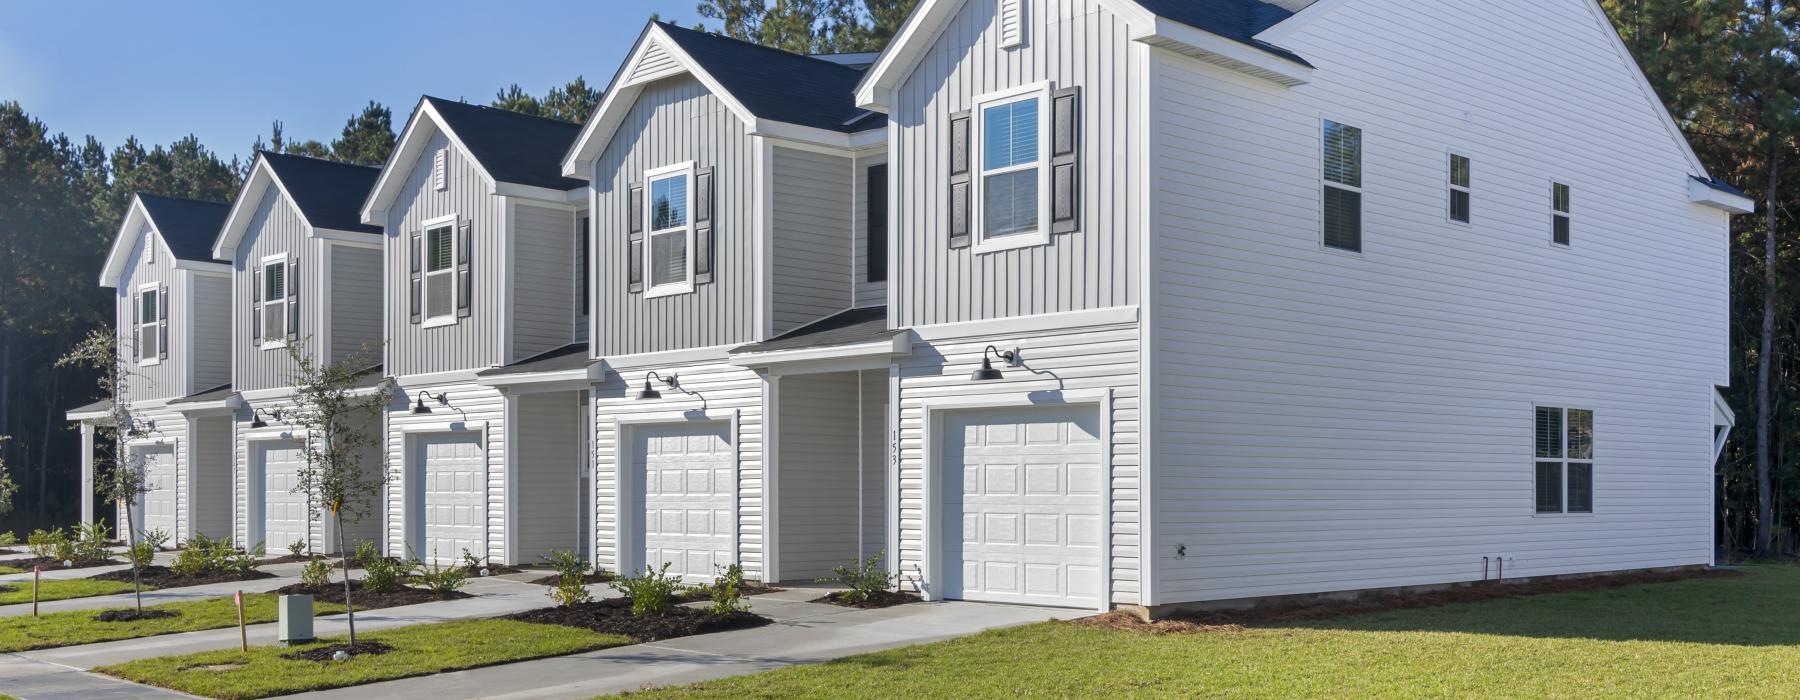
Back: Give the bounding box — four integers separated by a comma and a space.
285, 589, 1071, 700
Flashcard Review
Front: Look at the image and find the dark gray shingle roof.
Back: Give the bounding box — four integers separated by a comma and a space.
731, 306, 896, 354
423, 97, 588, 191
168, 383, 235, 405
1129, 0, 1312, 65
655, 22, 879, 133
261, 152, 383, 234
136, 194, 230, 263
477, 343, 592, 377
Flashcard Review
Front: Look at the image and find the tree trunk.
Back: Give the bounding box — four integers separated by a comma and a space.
124, 499, 143, 612
337, 509, 357, 648
36, 372, 57, 520
1756, 143, 1780, 556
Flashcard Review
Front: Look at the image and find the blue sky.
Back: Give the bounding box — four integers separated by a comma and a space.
0, 0, 698, 163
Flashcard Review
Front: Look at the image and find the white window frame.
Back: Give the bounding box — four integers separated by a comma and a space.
971, 81, 1052, 254
1533, 404, 1595, 516
1447, 151, 1471, 225
136, 282, 161, 366
1320, 117, 1363, 255
642, 161, 695, 299
1551, 180, 1572, 248
420, 213, 460, 327
258, 254, 289, 350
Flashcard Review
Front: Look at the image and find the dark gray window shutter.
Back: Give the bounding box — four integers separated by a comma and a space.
948, 111, 971, 249
408, 229, 422, 323
457, 220, 473, 318
868, 163, 888, 283
1050, 87, 1080, 234
286, 258, 299, 340
131, 292, 142, 361
695, 167, 715, 284
627, 182, 644, 293
252, 265, 263, 343
157, 284, 169, 361
577, 216, 591, 315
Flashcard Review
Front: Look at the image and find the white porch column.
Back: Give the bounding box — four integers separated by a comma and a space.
79, 422, 96, 524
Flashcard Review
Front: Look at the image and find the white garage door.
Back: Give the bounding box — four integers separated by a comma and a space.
943, 406, 1103, 608
257, 441, 310, 555
416, 433, 485, 564
135, 445, 178, 538
634, 423, 733, 582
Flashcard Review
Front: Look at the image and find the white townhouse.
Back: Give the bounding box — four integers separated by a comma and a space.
359, 97, 592, 566
212, 152, 387, 554
69, 194, 236, 543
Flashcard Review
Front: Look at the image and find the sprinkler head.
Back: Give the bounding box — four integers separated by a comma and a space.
332, 650, 350, 662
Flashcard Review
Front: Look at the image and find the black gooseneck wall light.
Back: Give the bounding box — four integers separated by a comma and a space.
411, 390, 450, 415
249, 408, 281, 429
970, 345, 1019, 382
636, 371, 679, 400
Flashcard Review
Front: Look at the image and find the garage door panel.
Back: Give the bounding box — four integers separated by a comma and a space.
634, 422, 732, 582
258, 441, 309, 554
417, 434, 484, 564
943, 406, 1102, 609
135, 446, 178, 537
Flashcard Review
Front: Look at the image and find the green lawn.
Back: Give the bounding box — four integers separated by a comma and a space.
624, 564, 1800, 698
98, 618, 632, 699
0, 566, 24, 575
0, 578, 141, 605
0, 594, 350, 653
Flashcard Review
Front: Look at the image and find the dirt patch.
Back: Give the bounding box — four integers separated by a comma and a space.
273, 579, 470, 609
1074, 568, 1746, 634
93, 608, 182, 623
5, 557, 118, 571
185, 662, 246, 672
527, 571, 617, 586
811, 590, 921, 609
89, 565, 274, 588
261, 554, 329, 565
281, 640, 394, 662
507, 598, 770, 642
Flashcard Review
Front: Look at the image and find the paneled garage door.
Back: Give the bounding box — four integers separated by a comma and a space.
257, 441, 310, 555
633, 422, 733, 582
942, 406, 1103, 608
134, 445, 178, 538
415, 433, 485, 564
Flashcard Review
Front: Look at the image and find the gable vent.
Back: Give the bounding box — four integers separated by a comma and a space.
433, 149, 448, 191
999, 0, 1024, 48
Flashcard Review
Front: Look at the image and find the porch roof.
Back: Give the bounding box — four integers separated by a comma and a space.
168, 383, 235, 405
65, 398, 113, 422
731, 306, 897, 355
477, 342, 593, 377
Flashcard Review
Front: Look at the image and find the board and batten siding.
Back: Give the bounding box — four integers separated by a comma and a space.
774, 371, 882, 580
512, 390, 585, 562
115, 226, 186, 401
385, 131, 507, 377
328, 245, 385, 366
896, 319, 1141, 605
510, 203, 580, 360
853, 153, 889, 308
590, 76, 760, 356
771, 147, 855, 334
191, 274, 233, 391
591, 358, 767, 579
1146, 0, 1730, 604
890, 0, 1141, 328
231, 187, 314, 392
187, 413, 234, 540
383, 380, 508, 560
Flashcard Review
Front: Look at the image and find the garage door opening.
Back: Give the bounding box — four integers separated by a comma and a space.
940, 405, 1103, 609
251, 440, 310, 556
628, 421, 733, 583
408, 432, 486, 565
130, 444, 177, 540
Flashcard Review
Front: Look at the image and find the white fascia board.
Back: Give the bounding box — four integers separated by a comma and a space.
215, 158, 309, 260
1689, 179, 1755, 215
727, 334, 911, 369
595, 344, 737, 375
755, 121, 888, 152
479, 367, 600, 393
65, 407, 114, 422
565, 25, 761, 177
853, 0, 968, 111
315, 229, 385, 249
1134, 17, 1312, 87
911, 305, 1139, 341
100, 197, 154, 287
493, 182, 591, 205
171, 395, 243, 415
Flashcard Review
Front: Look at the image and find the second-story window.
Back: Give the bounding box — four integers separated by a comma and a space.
261, 257, 289, 343
976, 86, 1044, 250
137, 285, 162, 363
1322, 120, 1362, 252
424, 220, 457, 320
1449, 153, 1471, 224
644, 162, 693, 297
1552, 182, 1572, 246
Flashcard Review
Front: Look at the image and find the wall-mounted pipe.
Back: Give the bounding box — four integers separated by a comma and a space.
1496, 557, 1505, 580
1482, 556, 1490, 580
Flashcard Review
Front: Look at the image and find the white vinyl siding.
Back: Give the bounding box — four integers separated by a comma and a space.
511, 203, 580, 360
191, 274, 232, 390
328, 245, 384, 365
232, 187, 309, 392
115, 224, 183, 400
383, 381, 508, 561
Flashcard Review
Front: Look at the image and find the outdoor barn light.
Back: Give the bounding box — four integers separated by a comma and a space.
250, 408, 281, 429
412, 390, 449, 415
970, 345, 1018, 382
637, 371, 679, 400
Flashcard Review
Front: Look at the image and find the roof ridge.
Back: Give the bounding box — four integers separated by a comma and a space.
423, 95, 583, 128
135, 192, 228, 206
654, 21, 865, 75
260, 149, 382, 172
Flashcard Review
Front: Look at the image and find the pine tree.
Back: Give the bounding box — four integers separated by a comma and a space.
330, 101, 397, 166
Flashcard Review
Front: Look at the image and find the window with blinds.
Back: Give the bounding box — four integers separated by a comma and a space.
1322, 120, 1362, 252
1535, 405, 1594, 514
1552, 182, 1571, 246
1449, 153, 1471, 224
425, 224, 455, 319
261, 259, 288, 342
643, 163, 694, 297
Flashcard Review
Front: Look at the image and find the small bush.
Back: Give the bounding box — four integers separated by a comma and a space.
28, 528, 66, 560
413, 553, 470, 596
461, 548, 488, 574
0, 531, 16, 548
128, 540, 156, 568
300, 559, 333, 588
72, 521, 112, 562
615, 563, 685, 617
170, 534, 262, 578
360, 546, 417, 594
822, 550, 895, 604
542, 550, 592, 608
288, 539, 308, 560
707, 563, 749, 615
52, 537, 77, 564
140, 528, 171, 552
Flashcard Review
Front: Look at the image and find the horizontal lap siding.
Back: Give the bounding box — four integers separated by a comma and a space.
896, 322, 1141, 604
383, 380, 507, 561
892, 0, 1140, 328
189, 414, 233, 540
592, 360, 766, 579
328, 245, 384, 366
772, 147, 855, 334
1148, 0, 1727, 603
591, 77, 758, 356
124, 404, 189, 540
776, 373, 861, 580
385, 131, 506, 376
232, 189, 312, 391
511, 204, 580, 361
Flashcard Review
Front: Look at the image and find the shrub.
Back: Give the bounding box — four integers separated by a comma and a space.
615, 563, 685, 617
0, 531, 16, 548
542, 550, 592, 608
28, 528, 66, 559
141, 527, 171, 552
72, 521, 112, 562
414, 554, 470, 596
52, 538, 77, 564
822, 550, 895, 604
300, 559, 333, 588
170, 534, 262, 578
360, 546, 417, 594
461, 548, 488, 574
707, 563, 749, 615
128, 540, 156, 568
288, 539, 308, 560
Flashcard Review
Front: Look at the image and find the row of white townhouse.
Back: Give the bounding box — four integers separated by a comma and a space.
67, 0, 1753, 615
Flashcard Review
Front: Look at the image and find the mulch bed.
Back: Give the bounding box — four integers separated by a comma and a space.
527, 571, 617, 586
94, 608, 180, 623
1074, 567, 1746, 635
281, 640, 394, 662
273, 579, 471, 609
4, 557, 119, 572
507, 597, 770, 642
88, 566, 274, 588
261, 554, 329, 565
673, 581, 783, 604
811, 590, 920, 609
